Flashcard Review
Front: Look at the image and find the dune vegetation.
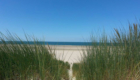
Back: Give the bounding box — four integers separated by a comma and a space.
0, 23, 140, 80
0, 32, 69, 80
74, 23, 140, 80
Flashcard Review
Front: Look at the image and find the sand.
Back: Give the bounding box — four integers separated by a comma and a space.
46, 45, 88, 63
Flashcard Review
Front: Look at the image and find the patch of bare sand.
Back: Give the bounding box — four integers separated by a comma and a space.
46, 45, 89, 63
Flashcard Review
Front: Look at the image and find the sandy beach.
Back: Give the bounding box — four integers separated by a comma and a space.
46, 45, 88, 63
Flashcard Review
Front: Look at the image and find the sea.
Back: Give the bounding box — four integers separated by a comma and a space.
0, 41, 93, 46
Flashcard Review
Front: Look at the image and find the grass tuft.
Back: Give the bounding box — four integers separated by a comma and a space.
0, 32, 69, 80
74, 23, 140, 80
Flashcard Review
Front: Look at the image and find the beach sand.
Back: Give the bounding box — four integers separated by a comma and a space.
46, 45, 88, 63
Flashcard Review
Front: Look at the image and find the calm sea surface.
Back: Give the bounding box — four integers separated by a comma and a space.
1, 41, 93, 46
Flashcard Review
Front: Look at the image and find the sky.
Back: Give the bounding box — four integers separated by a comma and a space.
0, 0, 140, 42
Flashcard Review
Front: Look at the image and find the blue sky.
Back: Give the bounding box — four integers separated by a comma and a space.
0, 0, 140, 42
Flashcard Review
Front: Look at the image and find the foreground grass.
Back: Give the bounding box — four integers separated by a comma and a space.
0, 33, 69, 80
74, 24, 140, 80
1, 23, 140, 80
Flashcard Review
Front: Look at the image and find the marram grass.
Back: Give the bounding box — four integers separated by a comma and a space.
0, 32, 69, 80
1, 23, 140, 80
74, 24, 140, 80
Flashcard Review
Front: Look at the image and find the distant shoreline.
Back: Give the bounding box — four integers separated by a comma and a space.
0, 41, 93, 46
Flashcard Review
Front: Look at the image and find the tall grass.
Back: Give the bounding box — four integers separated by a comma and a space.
0, 32, 69, 80
76, 23, 140, 80
1, 23, 140, 80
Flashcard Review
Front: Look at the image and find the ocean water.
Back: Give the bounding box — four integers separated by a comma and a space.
1, 41, 93, 46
